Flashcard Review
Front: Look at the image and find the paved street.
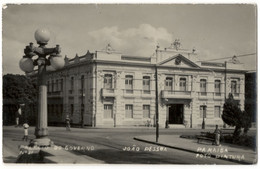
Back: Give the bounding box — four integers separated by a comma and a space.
3, 126, 239, 164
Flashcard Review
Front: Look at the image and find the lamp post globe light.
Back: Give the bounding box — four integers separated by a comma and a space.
19, 28, 65, 147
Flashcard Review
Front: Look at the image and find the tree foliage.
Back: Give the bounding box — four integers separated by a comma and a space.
222, 93, 242, 127
3, 74, 37, 124
3, 74, 37, 105
222, 93, 251, 138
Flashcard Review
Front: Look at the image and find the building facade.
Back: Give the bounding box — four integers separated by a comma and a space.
28, 42, 246, 128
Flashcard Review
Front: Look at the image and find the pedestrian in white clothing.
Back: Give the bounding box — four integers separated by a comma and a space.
23, 123, 29, 141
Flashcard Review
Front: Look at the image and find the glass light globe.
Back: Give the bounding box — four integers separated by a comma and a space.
19, 58, 34, 73
34, 28, 51, 44
50, 54, 65, 70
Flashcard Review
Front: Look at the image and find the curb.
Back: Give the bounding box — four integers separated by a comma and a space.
133, 137, 253, 164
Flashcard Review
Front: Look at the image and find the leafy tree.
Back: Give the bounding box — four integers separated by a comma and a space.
222, 93, 251, 139
222, 93, 243, 138
3, 74, 37, 104
3, 74, 37, 124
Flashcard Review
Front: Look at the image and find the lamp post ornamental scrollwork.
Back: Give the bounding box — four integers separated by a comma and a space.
19, 28, 65, 147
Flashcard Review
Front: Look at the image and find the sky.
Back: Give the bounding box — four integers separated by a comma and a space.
2, 4, 257, 74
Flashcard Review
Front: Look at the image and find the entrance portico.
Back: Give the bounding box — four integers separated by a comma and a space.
165, 99, 192, 128
168, 104, 184, 124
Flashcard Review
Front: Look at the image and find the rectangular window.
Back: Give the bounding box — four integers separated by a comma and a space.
47, 81, 50, 92
143, 76, 150, 94
231, 80, 237, 93
125, 75, 133, 92
104, 74, 113, 89
165, 77, 173, 91
215, 80, 221, 96
200, 106, 207, 118
179, 78, 186, 91
143, 105, 150, 118
70, 104, 74, 116
55, 104, 59, 116
47, 104, 50, 114
104, 104, 113, 119
60, 79, 63, 91
214, 106, 221, 118
60, 104, 63, 117
125, 104, 133, 118
70, 77, 74, 90
81, 75, 84, 89
200, 79, 207, 95
56, 79, 59, 91
231, 80, 240, 96
52, 80, 54, 92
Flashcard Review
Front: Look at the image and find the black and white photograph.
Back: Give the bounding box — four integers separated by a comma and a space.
1, 2, 258, 165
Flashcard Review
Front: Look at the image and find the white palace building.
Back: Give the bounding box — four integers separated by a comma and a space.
29, 41, 246, 128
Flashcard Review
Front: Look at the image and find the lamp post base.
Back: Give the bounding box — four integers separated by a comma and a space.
30, 138, 52, 147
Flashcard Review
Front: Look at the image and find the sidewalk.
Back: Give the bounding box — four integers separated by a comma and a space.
16, 143, 105, 163
134, 135, 257, 164
3, 126, 104, 164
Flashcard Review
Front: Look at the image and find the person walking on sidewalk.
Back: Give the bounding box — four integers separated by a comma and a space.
15, 107, 22, 127
22, 122, 29, 141
65, 115, 71, 131
214, 125, 221, 146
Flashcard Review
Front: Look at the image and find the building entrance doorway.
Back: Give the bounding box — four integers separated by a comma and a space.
168, 104, 184, 124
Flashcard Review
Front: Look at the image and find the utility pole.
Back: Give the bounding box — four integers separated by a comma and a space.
224, 61, 227, 100
155, 65, 159, 142
224, 61, 227, 128
81, 75, 84, 128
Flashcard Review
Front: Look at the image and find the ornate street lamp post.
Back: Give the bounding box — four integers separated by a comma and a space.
19, 28, 65, 146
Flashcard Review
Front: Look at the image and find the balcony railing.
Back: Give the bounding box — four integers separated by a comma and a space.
52, 91, 62, 95
47, 91, 63, 97
161, 90, 192, 99
122, 89, 155, 98
102, 88, 115, 97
